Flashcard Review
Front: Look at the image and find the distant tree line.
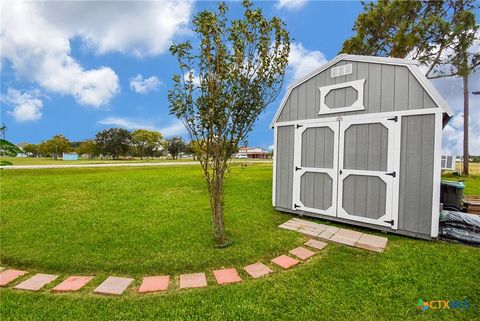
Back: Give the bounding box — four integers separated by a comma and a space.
19, 128, 195, 160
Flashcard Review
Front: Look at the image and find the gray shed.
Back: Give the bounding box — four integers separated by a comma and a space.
271, 54, 452, 239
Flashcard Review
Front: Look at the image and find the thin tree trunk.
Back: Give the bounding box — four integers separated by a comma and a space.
463, 74, 469, 176
209, 166, 227, 246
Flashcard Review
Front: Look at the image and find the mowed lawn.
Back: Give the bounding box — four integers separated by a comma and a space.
1, 164, 479, 320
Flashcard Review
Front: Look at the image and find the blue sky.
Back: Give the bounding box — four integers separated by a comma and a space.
1, 1, 479, 154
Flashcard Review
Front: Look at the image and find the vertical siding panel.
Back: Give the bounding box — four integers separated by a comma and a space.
325, 128, 334, 168
367, 123, 381, 170
408, 73, 423, 109
398, 115, 434, 236
423, 92, 437, 108
418, 115, 434, 235
276, 126, 294, 209
366, 176, 380, 219
380, 65, 395, 112
355, 124, 368, 170
357, 62, 370, 111
289, 88, 298, 122
394, 66, 409, 111
306, 78, 316, 119
298, 83, 307, 120
368, 63, 382, 113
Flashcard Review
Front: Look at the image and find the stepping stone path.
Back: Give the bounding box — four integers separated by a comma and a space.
94, 276, 133, 295
330, 229, 363, 246
356, 234, 389, 253
279, 218, 388, 252
243, 262, 273, 279
0, 269, 27, 286
213, 268, 242, 285
53, 276, 94, 292
138, 276, 170, 293
1, 218, 360, 295
179, 273, 207, 289
289, 247, 316, 260
304, 239, 328, 250
14, 273, 58, 291
271, 255, 299, 269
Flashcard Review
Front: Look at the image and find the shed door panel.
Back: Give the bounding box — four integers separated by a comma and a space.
338, 118, 398, 228
293, 122, 338, 216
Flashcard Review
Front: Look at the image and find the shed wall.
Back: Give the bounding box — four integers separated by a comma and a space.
398, 114, 435, 236
275, 125, 295, 209
278, 61, 438, 122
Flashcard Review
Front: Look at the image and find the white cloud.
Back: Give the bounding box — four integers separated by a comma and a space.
3, 88, 43, 122
130, 75, 161, 94
276, 0, 308, 11
159, 120, 187, 137
1, 1, 193, 107
288, 43, 327, 81
98, 117, 186, 137
98, 117, 158, 131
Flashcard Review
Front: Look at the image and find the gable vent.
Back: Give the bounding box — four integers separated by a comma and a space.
331, 63, 352, 78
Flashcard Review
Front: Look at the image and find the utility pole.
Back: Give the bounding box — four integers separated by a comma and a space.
54, 144, 58, 160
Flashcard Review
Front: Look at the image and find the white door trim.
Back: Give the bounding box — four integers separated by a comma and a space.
337, 116, 399, 228
292, 121, 339, 217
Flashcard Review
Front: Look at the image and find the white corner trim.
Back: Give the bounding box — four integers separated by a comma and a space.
272, 126, 277, 207
319, 79, 366, 115
431, 112, 443, 238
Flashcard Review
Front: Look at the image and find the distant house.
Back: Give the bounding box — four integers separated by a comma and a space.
63, 152, 79, 161
235, 147, 267, 159
16, 153, 27, 158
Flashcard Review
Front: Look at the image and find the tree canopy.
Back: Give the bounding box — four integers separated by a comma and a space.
95, 128, 132, 160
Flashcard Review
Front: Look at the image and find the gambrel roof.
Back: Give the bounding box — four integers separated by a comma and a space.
270, 54, 453, 127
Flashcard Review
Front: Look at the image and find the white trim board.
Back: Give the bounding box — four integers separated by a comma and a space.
274, 108, 442, 128
431, 112, 443, 238
270, 54, 452, 127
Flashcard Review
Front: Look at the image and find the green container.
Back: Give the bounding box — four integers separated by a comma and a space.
440, 180, 465, 209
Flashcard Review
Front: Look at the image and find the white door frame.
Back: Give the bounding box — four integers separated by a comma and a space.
337, 116, 400, 229
292, 120, 339, 216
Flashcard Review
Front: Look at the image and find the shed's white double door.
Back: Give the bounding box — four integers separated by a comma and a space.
292, 116, 399, 229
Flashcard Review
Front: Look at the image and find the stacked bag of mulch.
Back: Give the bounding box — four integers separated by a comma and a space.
439, 210, 480, 246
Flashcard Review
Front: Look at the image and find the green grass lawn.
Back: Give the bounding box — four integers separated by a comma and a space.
1, 164, 479, 320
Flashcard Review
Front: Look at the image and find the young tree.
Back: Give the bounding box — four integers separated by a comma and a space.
341, 0, 479, 175
164, 136, 186, 160
78, 140, 99, 159
95, 128, 131, 160
131, 129, 163, 159
168, 0, 289, 246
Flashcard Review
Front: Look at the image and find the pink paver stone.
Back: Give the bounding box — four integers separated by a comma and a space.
0, 269, 27, 287
93, 276, 134, 295
304, 239, 328, 250
243, 262, 273, 279
179, 273, 207, 289
52, 276, 94, 292
330, 229, 363, 246
14, 273, 58, 291
271, 255, 299, 269
138, 276, 170, 293
289, 247, 316, 260
318, 226, 340, 239
213, 268, 242, 285
355, 234, 388, 252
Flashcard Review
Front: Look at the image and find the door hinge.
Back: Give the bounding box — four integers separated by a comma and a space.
387, 116, 398, 122
386, 171, 396, 177
384, 219, 394, 225
296, 124, 303, 129
294, 204, 301, 209
339, 169, 343, 175
295, 166, 302, 171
